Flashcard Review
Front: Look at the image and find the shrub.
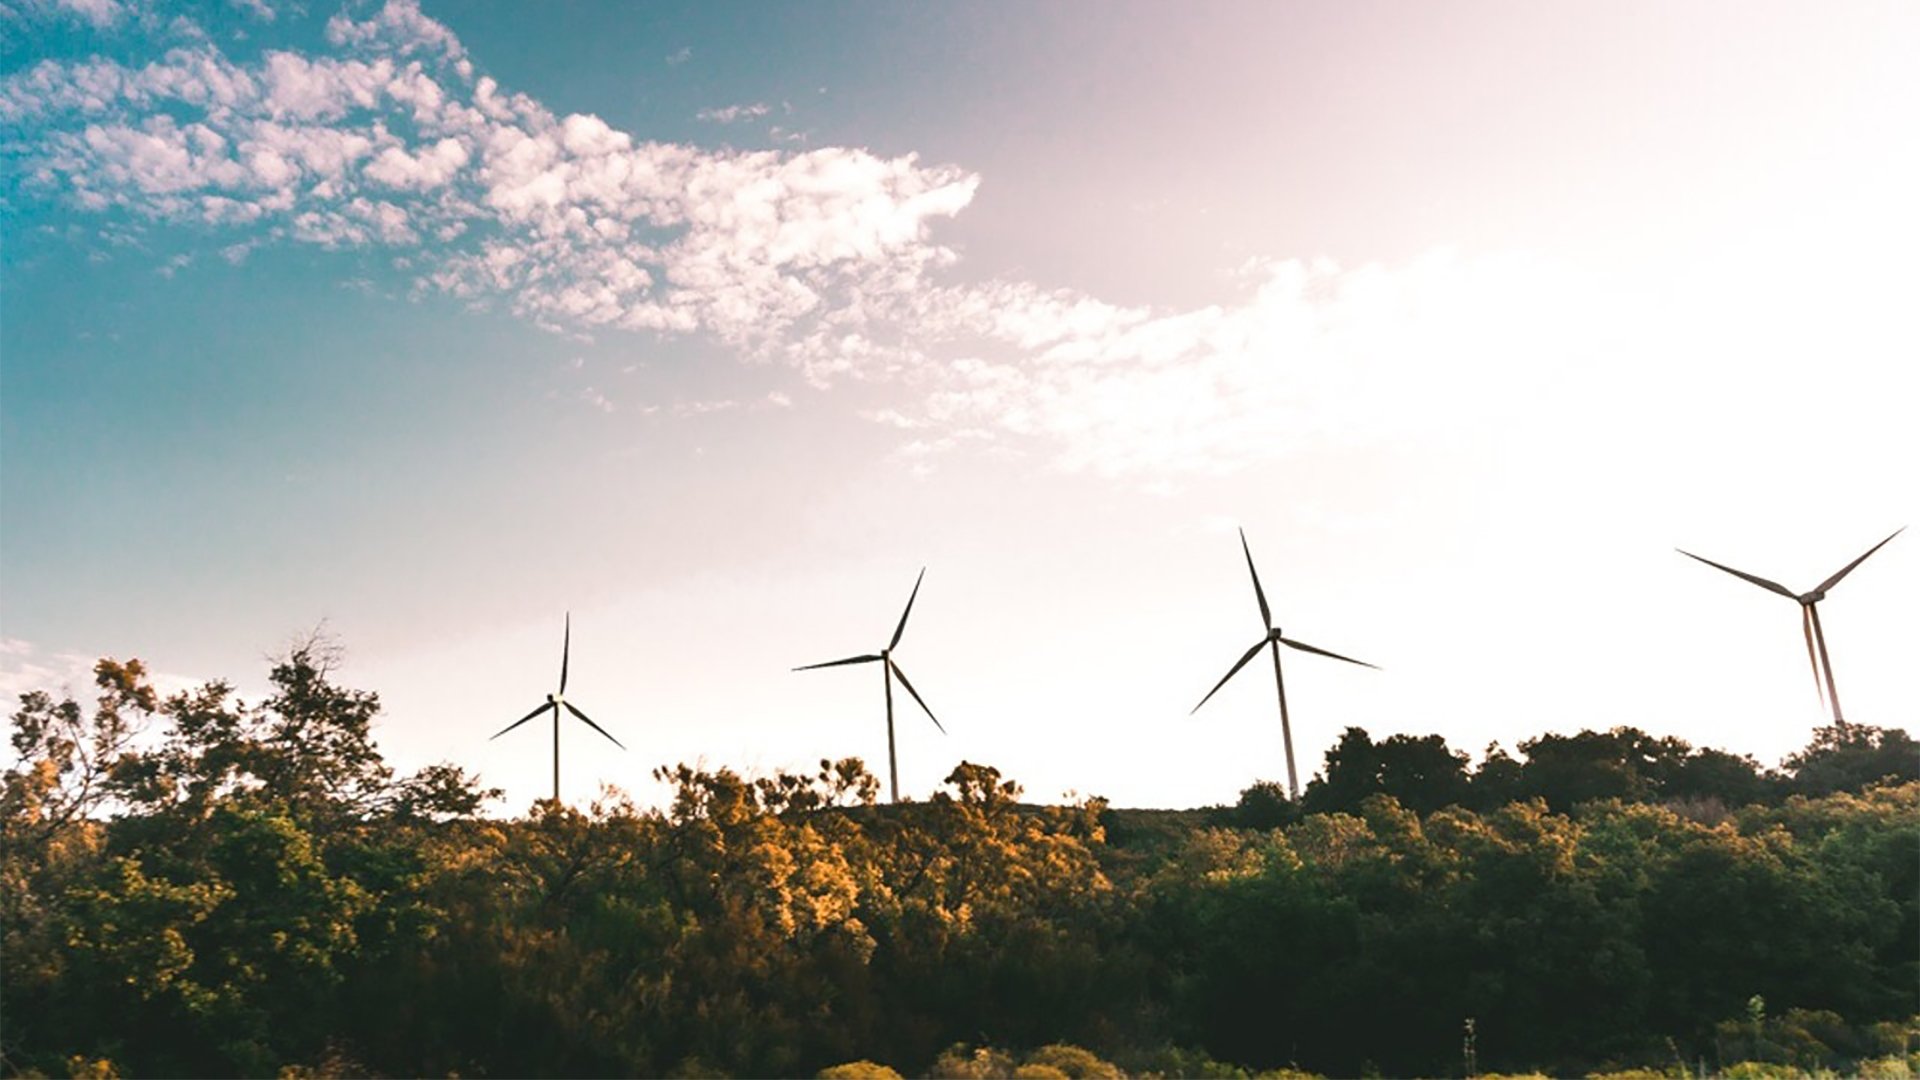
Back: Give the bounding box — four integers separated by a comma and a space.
1024, 1044, 1124, 1079
818, 1062, 905, 1080
931, 1045, 1018, 1079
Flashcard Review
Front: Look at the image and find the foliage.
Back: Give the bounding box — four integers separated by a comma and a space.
4, 650, 1915, 1078
1784, 721, 1920, 796
818, 1061, 906, 1079
1301, 727, 1471, 815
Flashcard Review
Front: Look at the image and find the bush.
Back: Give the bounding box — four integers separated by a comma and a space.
1125, 1045, 1248, 1079
818, 1062, 905, 1080
1024, 1045, 1124, 1079
1719, 1064, 1804, 1079
932, 1045, 1018, 1079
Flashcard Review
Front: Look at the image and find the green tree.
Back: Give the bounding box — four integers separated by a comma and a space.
1301, 727, 1472, 815
1785, 722, 1920, 796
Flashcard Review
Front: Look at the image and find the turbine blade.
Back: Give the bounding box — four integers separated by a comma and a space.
888, 659, 945, 734
1675, 548, 1797, 599
1280, 636, 1380, 669
794, 653, 883, 671
1814, 527, 1905, 596
890, 567, 926, 651
1807, 603, 1844, 723
1192, 639, 1269, 714
1801, 606, 1828, 712
1240, 528, 1272, 629
559, 611, 571, 694
564, 701, 626, 750
491, 701, 551, 740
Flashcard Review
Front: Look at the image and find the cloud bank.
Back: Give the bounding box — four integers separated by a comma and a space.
3, 0, 1592, 478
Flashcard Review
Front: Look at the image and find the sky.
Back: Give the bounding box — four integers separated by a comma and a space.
2, 0, 1915, 812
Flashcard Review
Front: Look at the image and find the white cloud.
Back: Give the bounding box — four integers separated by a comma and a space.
0, 0, 1619, 483
8, 2, 976, 371
324, 0, 464, 60
0, 638, 202, 707
838, 250, 1608, 478
55, 0, 121, 28
0, 639, 97, 703
696, 102, 770, 124
363, 136, 469, 189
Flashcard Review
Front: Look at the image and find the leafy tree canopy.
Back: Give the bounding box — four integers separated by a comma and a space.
3, 648, 1914, 1078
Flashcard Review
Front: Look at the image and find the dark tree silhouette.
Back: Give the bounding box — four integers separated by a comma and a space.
1301, 726, 1472, 815
1785, 720, 1920, 795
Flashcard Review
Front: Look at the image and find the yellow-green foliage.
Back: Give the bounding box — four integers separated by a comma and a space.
931, 1045, 1020, 1079
817, 1061, 905, 1080
6, 652, 1918, 1080
1719, 1063, 1811, 1079
1024, 1044, 1125, 1079
930, 1044, 1125, 1080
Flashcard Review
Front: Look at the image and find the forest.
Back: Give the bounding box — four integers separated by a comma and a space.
3, 646, 1916, 1079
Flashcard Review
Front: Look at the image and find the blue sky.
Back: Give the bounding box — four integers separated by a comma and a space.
4, 0, 1916, 810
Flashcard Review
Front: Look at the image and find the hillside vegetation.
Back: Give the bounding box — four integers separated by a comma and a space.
4, 648, 1916, 1078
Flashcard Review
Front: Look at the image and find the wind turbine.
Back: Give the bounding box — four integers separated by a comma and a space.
1192, 529, 1378, 801
1677, 527, 1903, 724
794, 568, 946, 805
491, 612, 625, 803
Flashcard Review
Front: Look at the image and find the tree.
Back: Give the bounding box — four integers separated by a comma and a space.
1230, 779, 1295, 829
1509, 727, 1772, 812
3, 659, 156, 849
2, 660, 159, 1075
1785, 721, 1920, 796
1515, 728, 1660, 809
1301, 727, 1472, 816
1471, 741, 1526, 808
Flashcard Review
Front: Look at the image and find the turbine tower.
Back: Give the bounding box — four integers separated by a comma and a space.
1677, 527, 1903, 724
491, 612, 625, 802
795, 568, 946, 804
1192, 529, 1378, 800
